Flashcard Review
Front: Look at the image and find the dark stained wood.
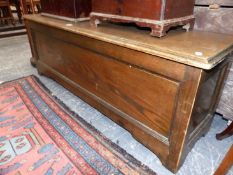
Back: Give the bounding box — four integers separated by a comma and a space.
216, 122, 233, 140
92, 0, 162, 20
165, 0, 195, 19
91, 0, 195, 37
19, 0, 27, 14
25, 17, 233, 173
214, 144, 233, 175
40, 0, 91, 20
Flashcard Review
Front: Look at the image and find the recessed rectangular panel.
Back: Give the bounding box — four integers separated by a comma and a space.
35, 32, 179, 137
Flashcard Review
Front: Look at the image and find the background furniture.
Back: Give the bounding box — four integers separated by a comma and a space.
27, 0, 41, 14
194, 0, 233, 139
20, 0, 40, 15
0, 0, 15, 25
24, 15, 233, 173
91, 0, 195, 37
216, 122, 233, 140
9, 0, 22, 23
1, 0, 41, 24
40, 0, 91, 21
0, 0, 27, 38
214, 144, 233, 175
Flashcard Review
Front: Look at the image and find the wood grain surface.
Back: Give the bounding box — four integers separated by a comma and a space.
92, 0, 162, 20
40, 0, 91, 18
24, 15, 233, 70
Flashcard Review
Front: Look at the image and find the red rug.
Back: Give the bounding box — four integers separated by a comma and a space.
0, 76, 156, 175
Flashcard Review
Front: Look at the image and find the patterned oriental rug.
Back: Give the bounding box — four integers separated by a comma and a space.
0, 76, 156, 175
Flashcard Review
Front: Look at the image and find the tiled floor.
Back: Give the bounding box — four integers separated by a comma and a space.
0, 35, 232, 175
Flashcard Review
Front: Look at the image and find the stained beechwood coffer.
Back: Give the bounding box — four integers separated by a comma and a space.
24, 15, 233, 173
40, 0, 91, 21
90, 0, 196, 37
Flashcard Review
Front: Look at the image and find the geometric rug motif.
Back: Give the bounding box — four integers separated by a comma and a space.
0, 76, 156, 175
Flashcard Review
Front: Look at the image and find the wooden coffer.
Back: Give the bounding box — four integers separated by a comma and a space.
90, 0, 196, 37
40, 0, 91, 20
25, 15, 233, 173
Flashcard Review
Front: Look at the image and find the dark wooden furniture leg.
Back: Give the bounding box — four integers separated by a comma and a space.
29, 0, 35, 14
0, 0, 15, 25
20, 0, 27, 15
216, 122, 233, 140
214, 145, 233, 175
14, 0, 22, 23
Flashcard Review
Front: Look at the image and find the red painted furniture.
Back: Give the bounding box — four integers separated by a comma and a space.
90, 0, 196, 37
40, 0, 91, 21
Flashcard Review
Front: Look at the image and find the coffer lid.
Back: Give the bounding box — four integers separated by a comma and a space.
24, 15, 233, 70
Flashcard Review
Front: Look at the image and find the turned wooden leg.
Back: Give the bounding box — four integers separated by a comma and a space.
14, 0, 22, 23
216, 122, 233, 140
214, 144, 233, 175
20, 0, 28, 15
